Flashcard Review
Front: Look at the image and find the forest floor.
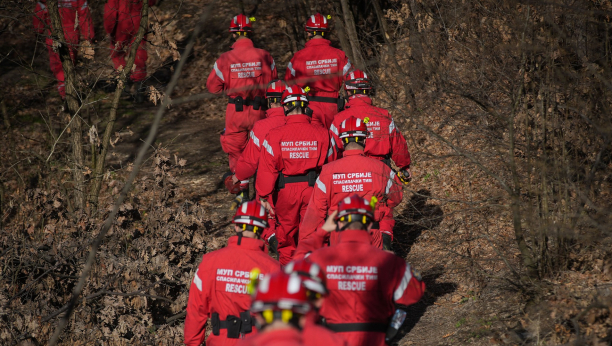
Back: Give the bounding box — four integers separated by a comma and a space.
1, 0, 576, 345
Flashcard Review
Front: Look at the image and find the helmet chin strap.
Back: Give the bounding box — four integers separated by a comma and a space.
237, 231, 243, 245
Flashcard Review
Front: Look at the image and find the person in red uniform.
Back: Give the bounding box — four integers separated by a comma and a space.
104, 0, 156, 90
33, 0, 94, 98
238, 272, 310, 346
307, 195, 426, 346
330, 70, 412, 181
184, 201, 280, 346
284, 259, 348, 346
229, 80, 289, 252
256, 86, 332, 265
298, 116, 403, 252
207, 14, 278, 176
285, 13, 352, 129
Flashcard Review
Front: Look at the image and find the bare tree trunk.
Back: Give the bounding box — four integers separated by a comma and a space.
89, 0, 150, 210
339, 0, 365, 69
46, 0, 85, 211
331, 0, 355, 64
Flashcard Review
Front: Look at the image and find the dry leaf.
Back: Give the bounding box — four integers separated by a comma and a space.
80, 40, 95, 60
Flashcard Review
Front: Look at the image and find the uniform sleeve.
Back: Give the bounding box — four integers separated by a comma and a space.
269, 53, 278, 80
255, 134, 281, 199
234, 129, 261, 180
392, 260, 425, 306
384, 169, 403, 209
298, 172, 330, 241
340, 54, 352, 76
293, 226, 329, 259
206, 58, 226, 95
285, 56, 297, 85
389, 119, 412, 170
184, 265, 213, 346
77, 0, 94, 41
33, 3, 47, 35
103, 0, 119, 36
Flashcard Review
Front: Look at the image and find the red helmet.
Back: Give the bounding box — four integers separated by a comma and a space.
339, 116, 368, 140
266, 79, 288, 102
251, 272, 311, 314
336, 194, 375, 223
229, 14, 253, 33
233, 200, 269, 229
284, 259, 327, 295
344, 69, 372, 91
305, 13, 330, 33
281, 86, 309, 106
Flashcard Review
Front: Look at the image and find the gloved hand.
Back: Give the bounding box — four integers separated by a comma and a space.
382, 233, 392, 251
223, 172, 241, 194
397, 169, 412, 185
268, 234, 278, 257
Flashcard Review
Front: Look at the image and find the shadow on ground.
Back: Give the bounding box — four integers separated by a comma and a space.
393, 188, 444, 259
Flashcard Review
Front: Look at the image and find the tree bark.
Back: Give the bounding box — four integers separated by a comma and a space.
339, 0, 366, 69
331, 0, 355, 64
89, 0, 150, 210
46, 0, 85, 211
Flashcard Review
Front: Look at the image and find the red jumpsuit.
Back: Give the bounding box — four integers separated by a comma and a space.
33, 0, 94, 98
256, 114, 332, 265
330, 95, 411, 170
234, 107, 286, 245
184, 236, 279, 346
298, 150, 403, 250
237, 328, 304, 346
285, 39, 351, 129
303, 313, 348, 346
308, 230, 426, 346
104, 0, 156, 83
207, 38, 278, 172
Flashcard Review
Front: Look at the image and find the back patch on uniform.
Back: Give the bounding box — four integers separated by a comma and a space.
331, 172, 374, 193
230, 62, 263, 79
306, 59, 338, 76
325, 265, 379, 291
215, 268, 262, 295
281, 141, 318, 159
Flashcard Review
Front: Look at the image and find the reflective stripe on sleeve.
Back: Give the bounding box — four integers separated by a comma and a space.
327, 137, 336, 158
193, 269, 203, 291
271, 59, 276, 71
288, 62, 296, 76
342, 59, 352, 75
385, 170, 396, 194
393, 264, 413, 301
316, 177, 326, 193
389, 120, 396, 134
263, 140, 274, 156
214, 62, 225, 81
250, 130, 260, 147
81, 1, 88, 10
330, 124, 339, 136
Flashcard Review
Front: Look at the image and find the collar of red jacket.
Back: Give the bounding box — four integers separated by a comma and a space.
266, 107, 285, 118
305, 38, 331, 48
346, 95, 373, 106
342, 149, 365, 157
227, 235, 266, 251
285, 114, 311, 124
338, 229, 372, 244
232, 38, 254, 50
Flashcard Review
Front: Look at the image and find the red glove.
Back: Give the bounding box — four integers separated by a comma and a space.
223, 174, 241, 194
